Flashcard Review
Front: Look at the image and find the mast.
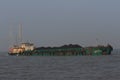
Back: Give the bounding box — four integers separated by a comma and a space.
9, 26, 14, 48
96, 38, 99, 46
19, 24, 22, 44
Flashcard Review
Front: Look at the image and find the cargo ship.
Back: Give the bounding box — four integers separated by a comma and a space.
8, 42, 113, 56
8, 25, 113, 56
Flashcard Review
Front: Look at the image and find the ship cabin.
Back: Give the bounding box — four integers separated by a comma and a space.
20, 42, 34, 51
9, 45, 25, 54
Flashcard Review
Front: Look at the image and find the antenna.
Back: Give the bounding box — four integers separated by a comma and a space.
19, 24, 22, 44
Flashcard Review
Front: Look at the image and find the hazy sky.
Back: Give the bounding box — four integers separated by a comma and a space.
0, 0, 120, 51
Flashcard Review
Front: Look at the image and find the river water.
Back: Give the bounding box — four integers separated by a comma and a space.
0, 50, 120, 80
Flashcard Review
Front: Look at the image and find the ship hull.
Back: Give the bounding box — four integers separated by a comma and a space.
8, 45, 113, 56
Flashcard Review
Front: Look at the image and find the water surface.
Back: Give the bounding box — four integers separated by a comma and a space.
0, 50, 120, 80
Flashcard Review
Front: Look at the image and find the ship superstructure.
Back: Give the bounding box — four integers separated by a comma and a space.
8, 24, 34, 55
9, 42, 34, 55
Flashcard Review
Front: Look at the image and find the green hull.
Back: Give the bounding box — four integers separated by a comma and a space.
8, 44, 113, 56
